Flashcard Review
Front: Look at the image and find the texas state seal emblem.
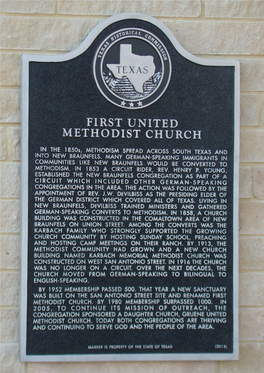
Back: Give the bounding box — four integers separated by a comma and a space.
93, 28, 171, 109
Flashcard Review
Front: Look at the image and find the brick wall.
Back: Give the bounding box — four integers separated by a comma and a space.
1, 1, 263, 372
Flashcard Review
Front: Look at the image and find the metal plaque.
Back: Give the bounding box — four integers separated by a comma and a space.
20, 13, 239, 361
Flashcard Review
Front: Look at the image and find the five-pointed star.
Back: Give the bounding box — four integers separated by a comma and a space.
121, 101, 126, 106
129, 102, 134, 108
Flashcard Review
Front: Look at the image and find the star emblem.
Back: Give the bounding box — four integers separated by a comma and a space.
121, 101, 126, 106
129, 102, 134, 108
137, 101, 143, 107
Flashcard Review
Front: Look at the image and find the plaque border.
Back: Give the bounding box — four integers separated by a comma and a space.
20, 12, 240, 362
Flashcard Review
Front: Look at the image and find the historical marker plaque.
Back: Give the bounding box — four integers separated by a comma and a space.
20, 13, 239, 361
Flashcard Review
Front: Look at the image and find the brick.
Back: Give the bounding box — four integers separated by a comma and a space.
0, 16, 98, 51
241, 59, 264, 92
261, 94, 264, 126
0, 272, 19, 306
205, 0, 264, 19
239, 166, 252, 198
240, 308, 264, 341
0, 89, 20, 123
57, 0, 201, 17
27, 361, 217, 373
0, 127, 7, 160
240, 130, 264, 162
0, 200, 20, 233
0, 163, 20, 198
240, 94, 258, 126
254, 167, 264, 199
240, 237, 264, 270
1, 0, 56, 14
240, 272, 264, 306
219, 342, 264, 372
239, 201, 264, 234
0, 235, 19, 269
0, 52, 21, 87
6, 127, 20, 161
0, 307, 19, 342
1, 17, 264, 56
166, 20, 264, 55
0, 343, 25, 373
